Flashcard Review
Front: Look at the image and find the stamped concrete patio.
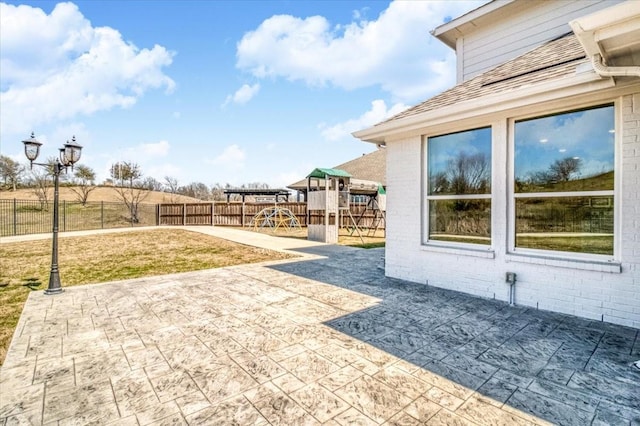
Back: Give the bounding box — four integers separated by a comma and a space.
1, 234, 639, 425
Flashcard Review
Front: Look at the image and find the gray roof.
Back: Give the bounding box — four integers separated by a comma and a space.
381, 33, 587, 124
288, 148, 386, 190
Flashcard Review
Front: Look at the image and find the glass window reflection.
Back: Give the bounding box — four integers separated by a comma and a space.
429, 127, 492, 195
515, 105, 614, 193
426, 126, 492, 246
429, 200, 491, 245
513, 104, 615, 256
515, 196, 613, 255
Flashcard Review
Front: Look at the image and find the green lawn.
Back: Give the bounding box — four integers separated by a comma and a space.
0, 228, 293, 365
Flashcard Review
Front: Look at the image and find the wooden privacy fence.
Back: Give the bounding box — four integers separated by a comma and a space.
214, 202, 307, 226
157, 202, 385, 229
157, 203, 215, 225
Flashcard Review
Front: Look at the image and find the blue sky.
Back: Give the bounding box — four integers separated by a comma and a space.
515, 105, 615, 180
1, 0, 483, 189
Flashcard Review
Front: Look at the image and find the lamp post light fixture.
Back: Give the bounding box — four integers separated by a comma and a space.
22, 132, 83, 295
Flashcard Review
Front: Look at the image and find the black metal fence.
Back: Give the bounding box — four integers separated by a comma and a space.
0, 199, 157, 237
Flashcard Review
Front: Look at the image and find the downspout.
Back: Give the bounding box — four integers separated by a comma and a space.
591, 53, 640, 77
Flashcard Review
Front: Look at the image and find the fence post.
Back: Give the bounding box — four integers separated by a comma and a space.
63, 200, 66, 232
183, 203, 187, 226
156, 204, 160, 226
211, 202, 214, 226
101, 201, 104, 228
13, 198, 17, 236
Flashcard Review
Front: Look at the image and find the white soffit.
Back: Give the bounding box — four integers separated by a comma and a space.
570, 1, 640, 66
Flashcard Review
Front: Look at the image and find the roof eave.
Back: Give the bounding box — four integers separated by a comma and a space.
353, 71, 611, 144
570, 1, 640, 62
432, 0, 517, 49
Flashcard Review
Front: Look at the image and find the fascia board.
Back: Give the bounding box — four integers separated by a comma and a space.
353, 72, 612, 143
571, 1, 640, 33
432, 0, 516, 49
570, 1, 640, 59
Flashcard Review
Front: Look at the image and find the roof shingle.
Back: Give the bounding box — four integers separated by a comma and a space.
382, 33, 587, 124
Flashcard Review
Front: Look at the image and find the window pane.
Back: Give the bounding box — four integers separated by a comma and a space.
428, 127, 491, 195
515, 105, 614, 193
515, 196, 613, 255
429, 199, 491, 245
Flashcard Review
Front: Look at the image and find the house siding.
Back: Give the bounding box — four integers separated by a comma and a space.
459, 0, 622, 82
384, 93, 640, 328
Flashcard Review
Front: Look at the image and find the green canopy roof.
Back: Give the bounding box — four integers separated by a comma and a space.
306, 168, 352, 179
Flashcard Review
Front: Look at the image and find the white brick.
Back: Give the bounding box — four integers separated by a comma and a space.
384, 92, 640, 328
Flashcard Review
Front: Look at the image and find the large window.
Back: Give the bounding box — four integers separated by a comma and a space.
426, 127, 492, 245
513, 104, 615, 256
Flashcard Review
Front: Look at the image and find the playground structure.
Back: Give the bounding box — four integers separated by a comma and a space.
248, 206, 301, 232
306, 168, 385, 244
348, 182, 386, 238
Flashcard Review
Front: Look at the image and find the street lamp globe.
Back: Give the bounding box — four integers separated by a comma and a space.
22, 132, 42, 164
62, 136, 82, 167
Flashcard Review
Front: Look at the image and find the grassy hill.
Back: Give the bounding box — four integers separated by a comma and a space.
0, 186, 204, 204
517, 170, 614, 193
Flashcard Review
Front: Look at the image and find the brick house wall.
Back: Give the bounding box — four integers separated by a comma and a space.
384, 93, 640, 328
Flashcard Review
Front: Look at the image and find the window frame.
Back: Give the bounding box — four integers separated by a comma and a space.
507, 102, 618, 262
422, 126, 493, 249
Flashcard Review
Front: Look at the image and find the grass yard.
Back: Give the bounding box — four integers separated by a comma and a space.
241, 225, 386, 249
0, 228, 294, 365
516, 234, 613, 255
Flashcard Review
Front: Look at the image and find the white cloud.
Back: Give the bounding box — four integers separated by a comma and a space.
146, 163, 182, 181
141, 140, 170, 157
207, 144, 246, 169
320, 99, 409, 141
236, 0, 483, 103
272, 162, 315, 188
121, 140, 170, 160
0, 2, 175, 135
222, 83, 261, 107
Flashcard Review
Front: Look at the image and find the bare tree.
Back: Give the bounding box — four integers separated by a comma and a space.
27, 157, 58, 209
179, 182, 210, 200
211, 182, 226, 201
431, 152, 490, 196
448, 152, 490, 194
547, 157, 582, 182
70, 164, 97, 206
110, 161, 149, 223
30, 167, 51, 210
164, 176, 179, 193
528, 156, 583, 187
142, 176, 163, 192
0, 155, 24, 190
164, 176, 180, 203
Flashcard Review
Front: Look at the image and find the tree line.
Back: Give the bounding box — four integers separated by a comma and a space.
0, 156, 273, 222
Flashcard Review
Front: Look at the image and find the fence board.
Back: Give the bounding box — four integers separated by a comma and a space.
158, 203, 214, 226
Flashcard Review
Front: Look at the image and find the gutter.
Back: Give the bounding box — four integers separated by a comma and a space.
353, 71, 613, 143
591, 53, 640, 78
